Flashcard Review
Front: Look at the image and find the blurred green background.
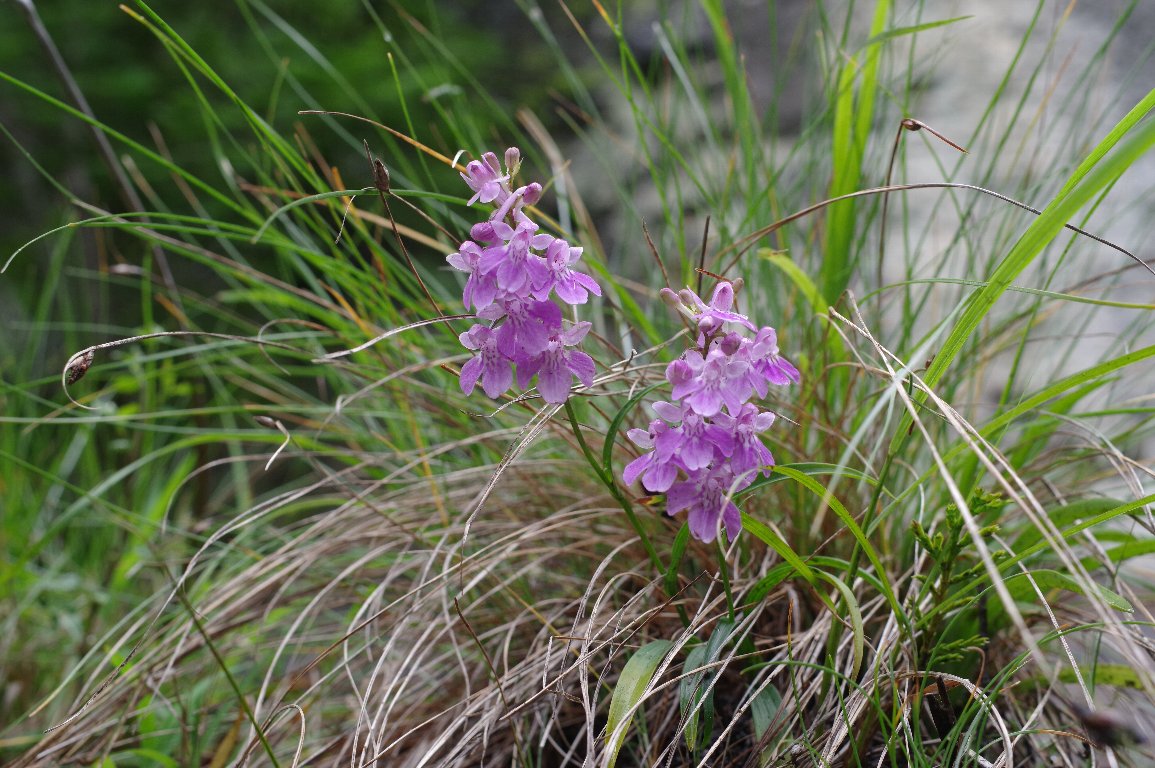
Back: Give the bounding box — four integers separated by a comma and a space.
0, 0, 584, 739
0, 0, 569, 335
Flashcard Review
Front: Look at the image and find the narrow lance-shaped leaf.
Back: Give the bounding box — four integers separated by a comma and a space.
604, 640, 673, 768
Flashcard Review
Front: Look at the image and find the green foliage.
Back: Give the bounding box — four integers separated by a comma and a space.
678, 617, 736, 752
910, 489, 1006, 665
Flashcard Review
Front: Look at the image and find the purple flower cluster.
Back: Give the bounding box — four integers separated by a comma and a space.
448, 149, 602, 404
623, 283, 799, 542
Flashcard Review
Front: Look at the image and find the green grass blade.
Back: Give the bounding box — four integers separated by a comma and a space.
821, 0, 889, 304
897, 95, 1155, 448
863, 15, 972, 47
740, 512, 816, 586
1001, 569, 1133, 613
772, 466, 904, 625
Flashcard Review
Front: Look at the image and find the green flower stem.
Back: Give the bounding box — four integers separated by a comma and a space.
177, 587, 280, 768
827, 433, 907, 670
564, 400, 664, 573
716, 540, 736, 622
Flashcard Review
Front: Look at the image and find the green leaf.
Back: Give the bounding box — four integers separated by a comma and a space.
750, 684, 782, 766
123, 749, 181, 768
1092, 539, 1155, 569
603, 383, 663, 475
679, 644, 709, 750
665, 523, 691, 598
1014, 498, 1127, 550
1055, 87, 1155, 200
815, 570, 865, 679
678, 620, 736, 751
771, 466, 905, 625
746, 563, 795, 605
740, 512, 816, 586
760, 249, 827, 314
822, 0, 890, 303
1004, 569, 1133, 613
605, 640, 673, 768
250, 187, 374, 242
738, 462, 876, 498
897, 89, 1155, 449
943, 492, 1155, 615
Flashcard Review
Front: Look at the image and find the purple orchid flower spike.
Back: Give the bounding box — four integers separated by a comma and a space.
622, 279, 799, 543
450, 147, 602, 408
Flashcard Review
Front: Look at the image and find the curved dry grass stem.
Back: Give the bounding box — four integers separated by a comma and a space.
715, 182, 1152, 281
61, 331, 308, 410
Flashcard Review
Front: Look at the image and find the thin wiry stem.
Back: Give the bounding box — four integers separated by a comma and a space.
564, 399, 663, 573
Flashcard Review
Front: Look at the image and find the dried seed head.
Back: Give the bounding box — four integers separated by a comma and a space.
66, 349, 95, 385
254, 415, 279, 429
372, 159, 390, 195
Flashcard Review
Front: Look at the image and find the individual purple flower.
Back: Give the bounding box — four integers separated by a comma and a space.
460, 152, 508, 206
668, 282, 756, 343
493, 298, 561, 359
669, 346, 753, 418
517, 321, 597, 404
492, 182, 543, 226
540, 239, 602, 305
652, 401, 726, 471
503, 147, 522, 177
480, 221, 550, 297
747, 327, 801, 387
713, 403, 776, 475
665, 464, 747, 543
458, 325, 512, 398
446, 240, 498, 311
623, 418, 681, 492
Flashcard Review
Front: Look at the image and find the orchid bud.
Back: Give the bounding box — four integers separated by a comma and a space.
504, 147, 522, 178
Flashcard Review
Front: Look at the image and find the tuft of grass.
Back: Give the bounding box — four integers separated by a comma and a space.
3, 1, 1155, 766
